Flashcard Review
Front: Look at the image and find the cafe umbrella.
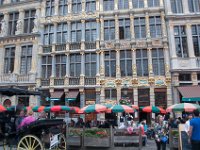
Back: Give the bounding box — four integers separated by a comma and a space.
32, 106, 46, 112
44, 105, 71, 112
106, 104, 135, 113
166, 103, 200, 112
141, 106, 166, 114
78, 104, 107, 113
0, 104, 6, 112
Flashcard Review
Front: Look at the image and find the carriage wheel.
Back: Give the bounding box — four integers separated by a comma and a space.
56, 134, 66, 150
17, 135, 44, 150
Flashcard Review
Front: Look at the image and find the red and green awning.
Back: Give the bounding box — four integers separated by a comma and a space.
107, 105, 135, 113
79, 104, 107, 113
44, 105, 71, 112
32, 106, 45, 112
0, 104, 6, 112
166, 103, 200, 112
141, 106, 166, 114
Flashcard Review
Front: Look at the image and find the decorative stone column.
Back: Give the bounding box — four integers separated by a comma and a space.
129, 0, 133, 9
145, 12, 150, 39
115, 14, 119, 41
116, 49, 120, 78
144, 0, 148, 8
96, 51, 100, 76
96, 87, 101, 104
100, 17, 104, 41
100, 50, 104, 77
130, 14, 135, 41
169, 24, 177, 58
13, 43, 21, 74
15, 9, 24, 35
53, 23, 57, 44
117, 86, 121, 104
164, 44, 170, 76
150, 87, 155, 119
186, 23, 195, 58
80, 51, 85, 86
79, 88, 85, 108
0, 12, 9, 37
96, 18, 100, 41
167, 85, 173, 106
161, 11, 167, 38
82, 0, 86, 12
0, 45, 4, 74
54, 0, 59, 15
100, 87, 105, 103
160, 0, 164, 7
192, 72, 198, 85
99, 0, 103, 11
96, 0, 100, 11
148, 48, 153, 76
132, 48, 137, 77
67, 21, 71, 43
51, 54, 55, 77
65, 52, 70, 77
114, 0, 118, 10
133, 87, 138, 119
68, 0, 72, 14
81, 19, 85, 41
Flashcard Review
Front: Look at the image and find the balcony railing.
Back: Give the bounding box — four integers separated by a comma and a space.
54, 78, 64, 85
69, 42, 81, 50
0, 74, 35, 83
85, 77, 96, 85
43, 46, 52, 53
41, 79, 50, 86
69, 77, 80, 85
55, 44, 66, 51
85, 42, 96, 49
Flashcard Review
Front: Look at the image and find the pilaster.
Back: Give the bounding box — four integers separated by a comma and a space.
79, 88, 85, 108
148, 48, 153, 76
65, 53, 70, 77
133, 87, 138, 118
100, 87, 105, 103
192, 72, 198, 85
117, 86, 121, 104
186, 23, 195, 58
182, 0, 189, 14
114, 0, 118, 10
13, 43, 21, 74
96, 88, 101, 104
53, 23, 57, 44
144, 0, 148, 8
67, 21, 71, 43
0, 45, 4, 75
130, 14, 135, 40
51, 54, 55, 77
82, 0, 86, 12
68, 0, 72, 14
54, 0, 59, 16
100, 50, 104, 77
129, 0, 133, 9
30, 42, 38, 73
81, 20, 85, 42
116, 49, 120, 78
164, 45, 170, 76
132, 48, 137, 77
115, 14, 119, 41
100, 17, 104, 41
96, 51, 100, 76
165, 0, 172, 14
160, 0, 163, 7
80, 51, 85, 76
167, 85, 173, 106
96, 19, 100, 41
145, 12, 150, 39
150, 87, 155, 106
161, 11, 167, 38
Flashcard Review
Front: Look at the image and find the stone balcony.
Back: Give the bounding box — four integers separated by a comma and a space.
0, 73, 36, 84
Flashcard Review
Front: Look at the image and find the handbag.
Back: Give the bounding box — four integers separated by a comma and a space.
161, 136, 168, 143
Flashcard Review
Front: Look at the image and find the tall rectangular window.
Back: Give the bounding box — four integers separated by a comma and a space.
155, 89, 167, 108
4, 47, 15, 74
72, 0, 82, 14
132, 0, 144, 8
134, 17, 146, 39
57, 23, 67, 44
105, 89, 117, 100
85, 21, 96, 41
119, 19, 130, 39
138, 89, 150, 106
148, 0, 159, 7
85, 53, 96, 77
59, 0, 68, 15
192, 25, 200, 56
71, 22, 81, 42
152, 48, 165, 76
8, 12, 19, 35
24, 10, 36, 34
20, 45, 32, 74
70, 54, 81, 77
103, 0, 114, 11
46, 0, 55, 16
104, 20, 115, 40
174, 26, 188, 58
149, 16, 162, 38
105, 51, 116, 77
120, 50, 132, 77
118, 0, 129, 9
0, 14, 3, 33
55, 55, 66, 77
188, 0, 200, 12
44, 24, 54, 45
171, 0, 183, 13
136, 49, 148, 76
42, 55, 52, 78
86, 0, 96, 12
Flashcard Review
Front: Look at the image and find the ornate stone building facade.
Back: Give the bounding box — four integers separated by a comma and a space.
36, 0, 171, 121
0, 0, 41, 107
165, 0, 200, 104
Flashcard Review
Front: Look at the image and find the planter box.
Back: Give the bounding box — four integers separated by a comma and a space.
67, 136, 81, 146
84, 137, 110, 147
114, 135, 139, 144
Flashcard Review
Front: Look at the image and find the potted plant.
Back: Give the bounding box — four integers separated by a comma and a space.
83, 128, 110, 147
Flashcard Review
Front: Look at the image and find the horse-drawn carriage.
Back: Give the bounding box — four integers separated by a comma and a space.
0, 114, 67, 150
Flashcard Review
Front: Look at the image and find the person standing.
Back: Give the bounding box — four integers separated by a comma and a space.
189, 109, 200, 150
15, 110, 25, 130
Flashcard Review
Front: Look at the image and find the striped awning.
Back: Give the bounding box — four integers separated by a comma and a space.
65, 90, 79, 101
50, 91, 64, 101
178, 86, 200, 101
